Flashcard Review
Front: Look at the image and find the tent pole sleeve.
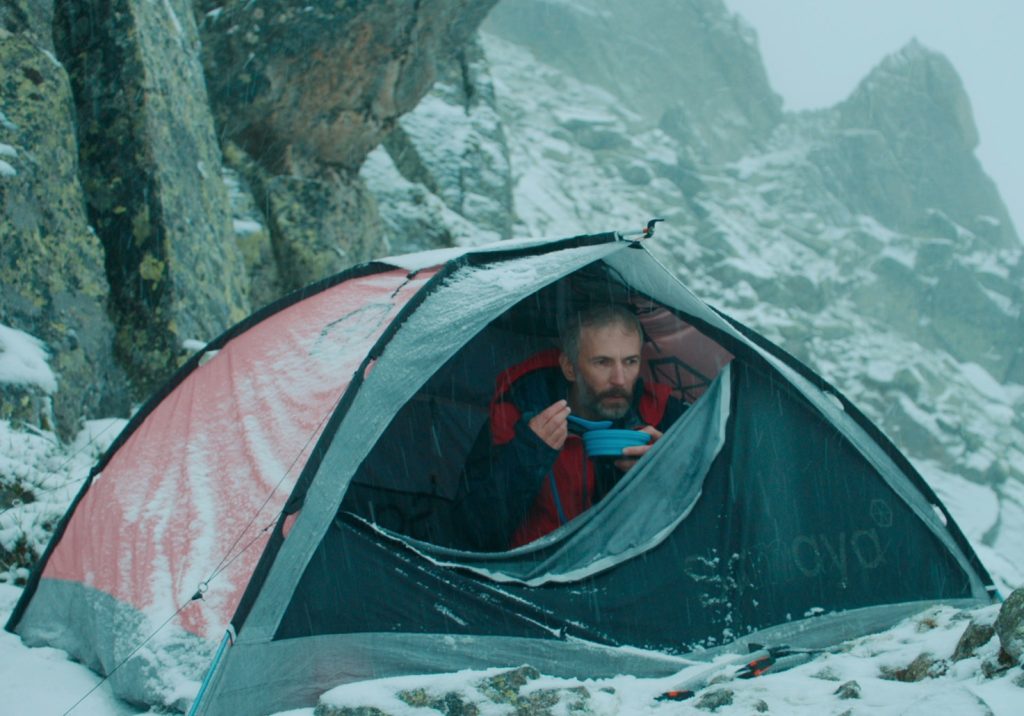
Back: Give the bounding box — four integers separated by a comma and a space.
188, 628, 234, 716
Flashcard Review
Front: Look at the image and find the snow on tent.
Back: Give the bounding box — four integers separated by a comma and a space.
6, 231, 996, 714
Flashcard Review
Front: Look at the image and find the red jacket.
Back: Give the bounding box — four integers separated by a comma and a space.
488, 350, 676, 547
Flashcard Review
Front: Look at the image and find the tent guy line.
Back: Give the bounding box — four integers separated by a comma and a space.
61, 594, 201, 715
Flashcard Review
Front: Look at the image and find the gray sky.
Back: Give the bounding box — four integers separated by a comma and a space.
724, 0, 1023, 239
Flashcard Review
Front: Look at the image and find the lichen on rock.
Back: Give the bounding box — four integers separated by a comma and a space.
0, 25, 129, 436
53, 0, 250, 399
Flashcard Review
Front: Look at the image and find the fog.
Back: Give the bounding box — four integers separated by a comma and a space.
725, 0, 1024, 237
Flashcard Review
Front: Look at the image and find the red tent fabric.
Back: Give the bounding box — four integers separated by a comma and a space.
11, 265, 436, 705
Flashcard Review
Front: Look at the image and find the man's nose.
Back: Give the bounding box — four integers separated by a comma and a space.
610, 363, 626, 386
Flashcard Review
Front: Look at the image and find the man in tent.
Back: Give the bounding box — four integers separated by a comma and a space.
456, 304, 687, 550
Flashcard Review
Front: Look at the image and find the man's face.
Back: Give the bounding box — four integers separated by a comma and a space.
561, 323, 642, 420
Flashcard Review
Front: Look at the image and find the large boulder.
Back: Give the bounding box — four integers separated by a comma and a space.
995, 588, 1024, 664
54, 0, 250, 399
197, 0, 500, 287
197, 0, 500, 174
0, 11, 129, 435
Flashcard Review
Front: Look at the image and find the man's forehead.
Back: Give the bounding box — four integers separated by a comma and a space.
579, 324, 642, 353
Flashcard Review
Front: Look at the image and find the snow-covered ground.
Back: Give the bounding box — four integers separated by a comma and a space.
0, 585, 139, 715
305, 602, 1022, 715
1, 574, 1020, 714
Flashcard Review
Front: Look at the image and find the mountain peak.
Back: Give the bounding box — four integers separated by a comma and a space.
840, 39, 978, 151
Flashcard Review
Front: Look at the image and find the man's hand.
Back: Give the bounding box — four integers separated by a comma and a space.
614, 425, 663, 472
528, 400, 571, 450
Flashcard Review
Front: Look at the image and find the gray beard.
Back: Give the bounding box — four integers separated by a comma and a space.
576, 379, 633, 421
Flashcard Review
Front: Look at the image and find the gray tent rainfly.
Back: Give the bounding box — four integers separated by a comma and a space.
6, 230, 996, 715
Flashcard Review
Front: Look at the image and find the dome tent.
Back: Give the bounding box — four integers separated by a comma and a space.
6, 231, 995, 714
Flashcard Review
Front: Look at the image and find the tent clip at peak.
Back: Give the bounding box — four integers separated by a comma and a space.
617, 217, 664, 243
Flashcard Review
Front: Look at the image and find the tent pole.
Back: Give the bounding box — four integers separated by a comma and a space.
187, 628, 234, 716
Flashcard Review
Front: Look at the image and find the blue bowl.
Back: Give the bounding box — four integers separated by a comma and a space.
582, 428, 651, 457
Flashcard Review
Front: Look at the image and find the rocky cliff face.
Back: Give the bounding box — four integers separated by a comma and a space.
363, 37, 513, 252
195, 0, 497, 296
54, 0, 251, 401
0, 0, 497, 430
485, 0, 782, 165
1, 0, 129, 435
